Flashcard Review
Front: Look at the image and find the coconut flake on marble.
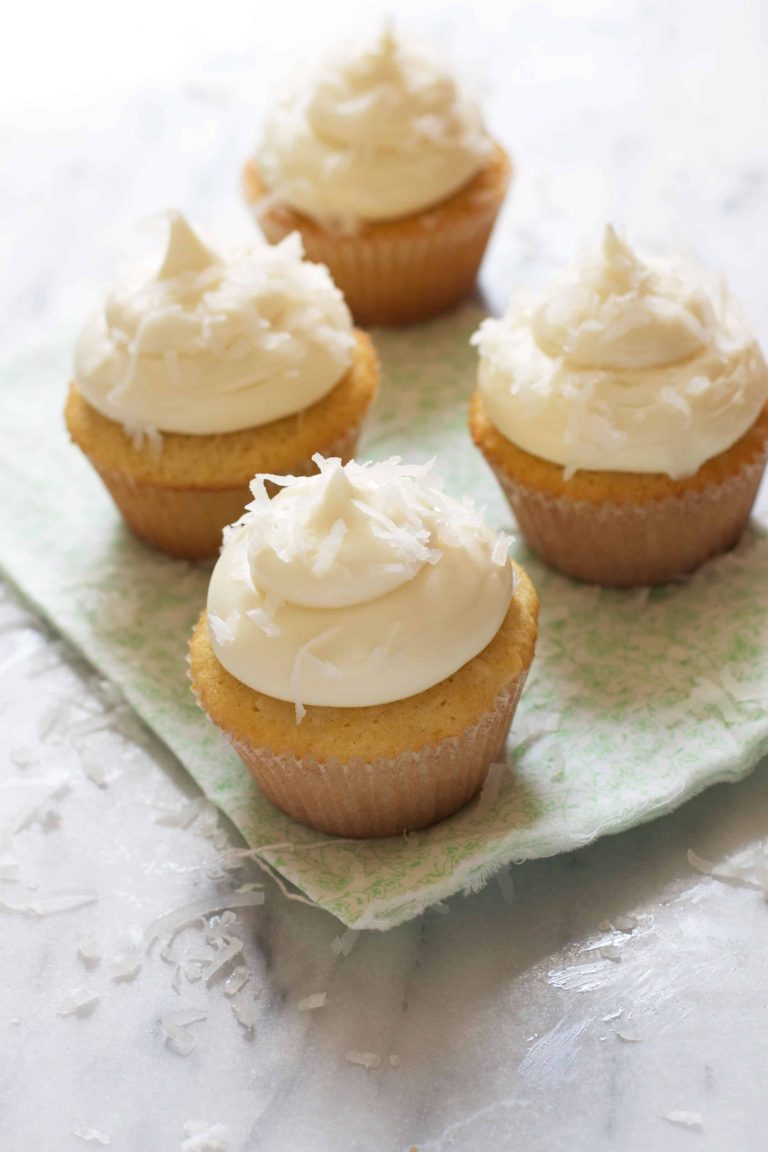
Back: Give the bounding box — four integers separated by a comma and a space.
345, 1051, 381, 1070
78, 937, 102, 967
331, 928, 359, 956
181, 1119, 229, 1151
297, 992, 327, 1011
57, 989, 100, 1018
72, 1126, 111, 1145
109, 953, 142, 982
162, 1008, 207, 1056
143, 891, 265, 950
662, 1111, 703, 1130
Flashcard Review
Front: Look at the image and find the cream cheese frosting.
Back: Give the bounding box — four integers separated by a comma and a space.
474, 226, 768, 478
207, 456, 514, 715
256, 24, 492, 227
74, 212, 355, 437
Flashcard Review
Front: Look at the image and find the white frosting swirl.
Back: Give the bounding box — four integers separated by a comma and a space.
474, 226, 768, 478
74, 212, 355, 436
256, 24, 492, 226
207, 456, 514, 713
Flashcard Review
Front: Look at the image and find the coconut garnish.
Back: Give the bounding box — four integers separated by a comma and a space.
223, 968, 250, 998
687, 849, 768, 894
491, 531, 513, 567
109, 953, 142, 982
311, 517, 349, 576
162, 1008, 207, 1056
663, 1111, 703, 1130
0, 886, 98, 917
289, 627, 342, 723
201, 937, 244, 985
72, 1126, 111, 1145
143, 891, 265, 951
181, 1119, 229, 1151
297, 992, 327, 1011
78, 937, 102, 968
246, 589, 281, 638
230, 984, 257, 1031
57, 989, 100, 1018
331, 928, 359, 957
345, 1051, 381, 1070
602, 1008, 623, 1022
208, 611, 240, 647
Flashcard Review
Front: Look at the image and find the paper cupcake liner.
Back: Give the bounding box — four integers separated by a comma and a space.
226, 671, 529, 839
93, 420, 365, 561
491, 457, 768, 587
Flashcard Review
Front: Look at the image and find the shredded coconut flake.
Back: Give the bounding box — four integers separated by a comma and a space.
345, 1050, 381, 1070
687, 849, 768, 894
110, 954, 142, 982
491, 531, 513, 567
78, 937, 101, 967
72, 1126, 111, 1146
663, 1111, 703, 1130
297, 992, 327, 1011
208, 611, 240, 646
162, 1008, 207, 1056
57, 989, 100, 1018
143, 891, 265, 950
181, 1119, 229, 1151
230, 985, 257, 1031
602, 1008, 623, 1022
600, 945, 622, 962
331, 928, 359, 957
201, 937, 243, 985
224, 968, 250, 998
0, 886, 98, 917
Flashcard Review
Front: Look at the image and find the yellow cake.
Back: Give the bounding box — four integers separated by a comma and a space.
244, 26, 511, 326
188, 457, 539, 837
470, 227, 768, 586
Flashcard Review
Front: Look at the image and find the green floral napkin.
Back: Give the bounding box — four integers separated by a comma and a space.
3, 306, 768, 928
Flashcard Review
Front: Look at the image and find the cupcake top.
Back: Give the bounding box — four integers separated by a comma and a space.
473, 226, 768, 478
207, 456, 514, 716
256, 24, 492, 227
74, 212, 355, 438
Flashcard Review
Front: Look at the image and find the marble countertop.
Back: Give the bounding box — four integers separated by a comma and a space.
2, 2, 767, 1149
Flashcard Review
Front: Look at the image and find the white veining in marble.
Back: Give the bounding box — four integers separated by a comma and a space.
2, 2, 768, 1150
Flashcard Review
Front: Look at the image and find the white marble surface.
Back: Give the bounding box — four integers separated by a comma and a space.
2, 2, 768, 1149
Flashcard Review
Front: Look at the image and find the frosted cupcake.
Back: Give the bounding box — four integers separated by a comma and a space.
243, 24, 510, 326
188, 456, 539, 837
470, 226, 768, 587
65, 212, 378, 559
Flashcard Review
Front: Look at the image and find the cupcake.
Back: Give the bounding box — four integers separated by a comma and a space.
470, 226, 768, 587
65, 212, 378, 559
243, 24, 510, 326
188, 456, 539, 837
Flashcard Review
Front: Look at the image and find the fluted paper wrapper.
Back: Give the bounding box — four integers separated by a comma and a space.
227, 675, 527, 839
492, 458, 767, 587
92, 421, 364, 561
259, 204, 505, 327
248, 149, 510, 326
4, 310, 768, 927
